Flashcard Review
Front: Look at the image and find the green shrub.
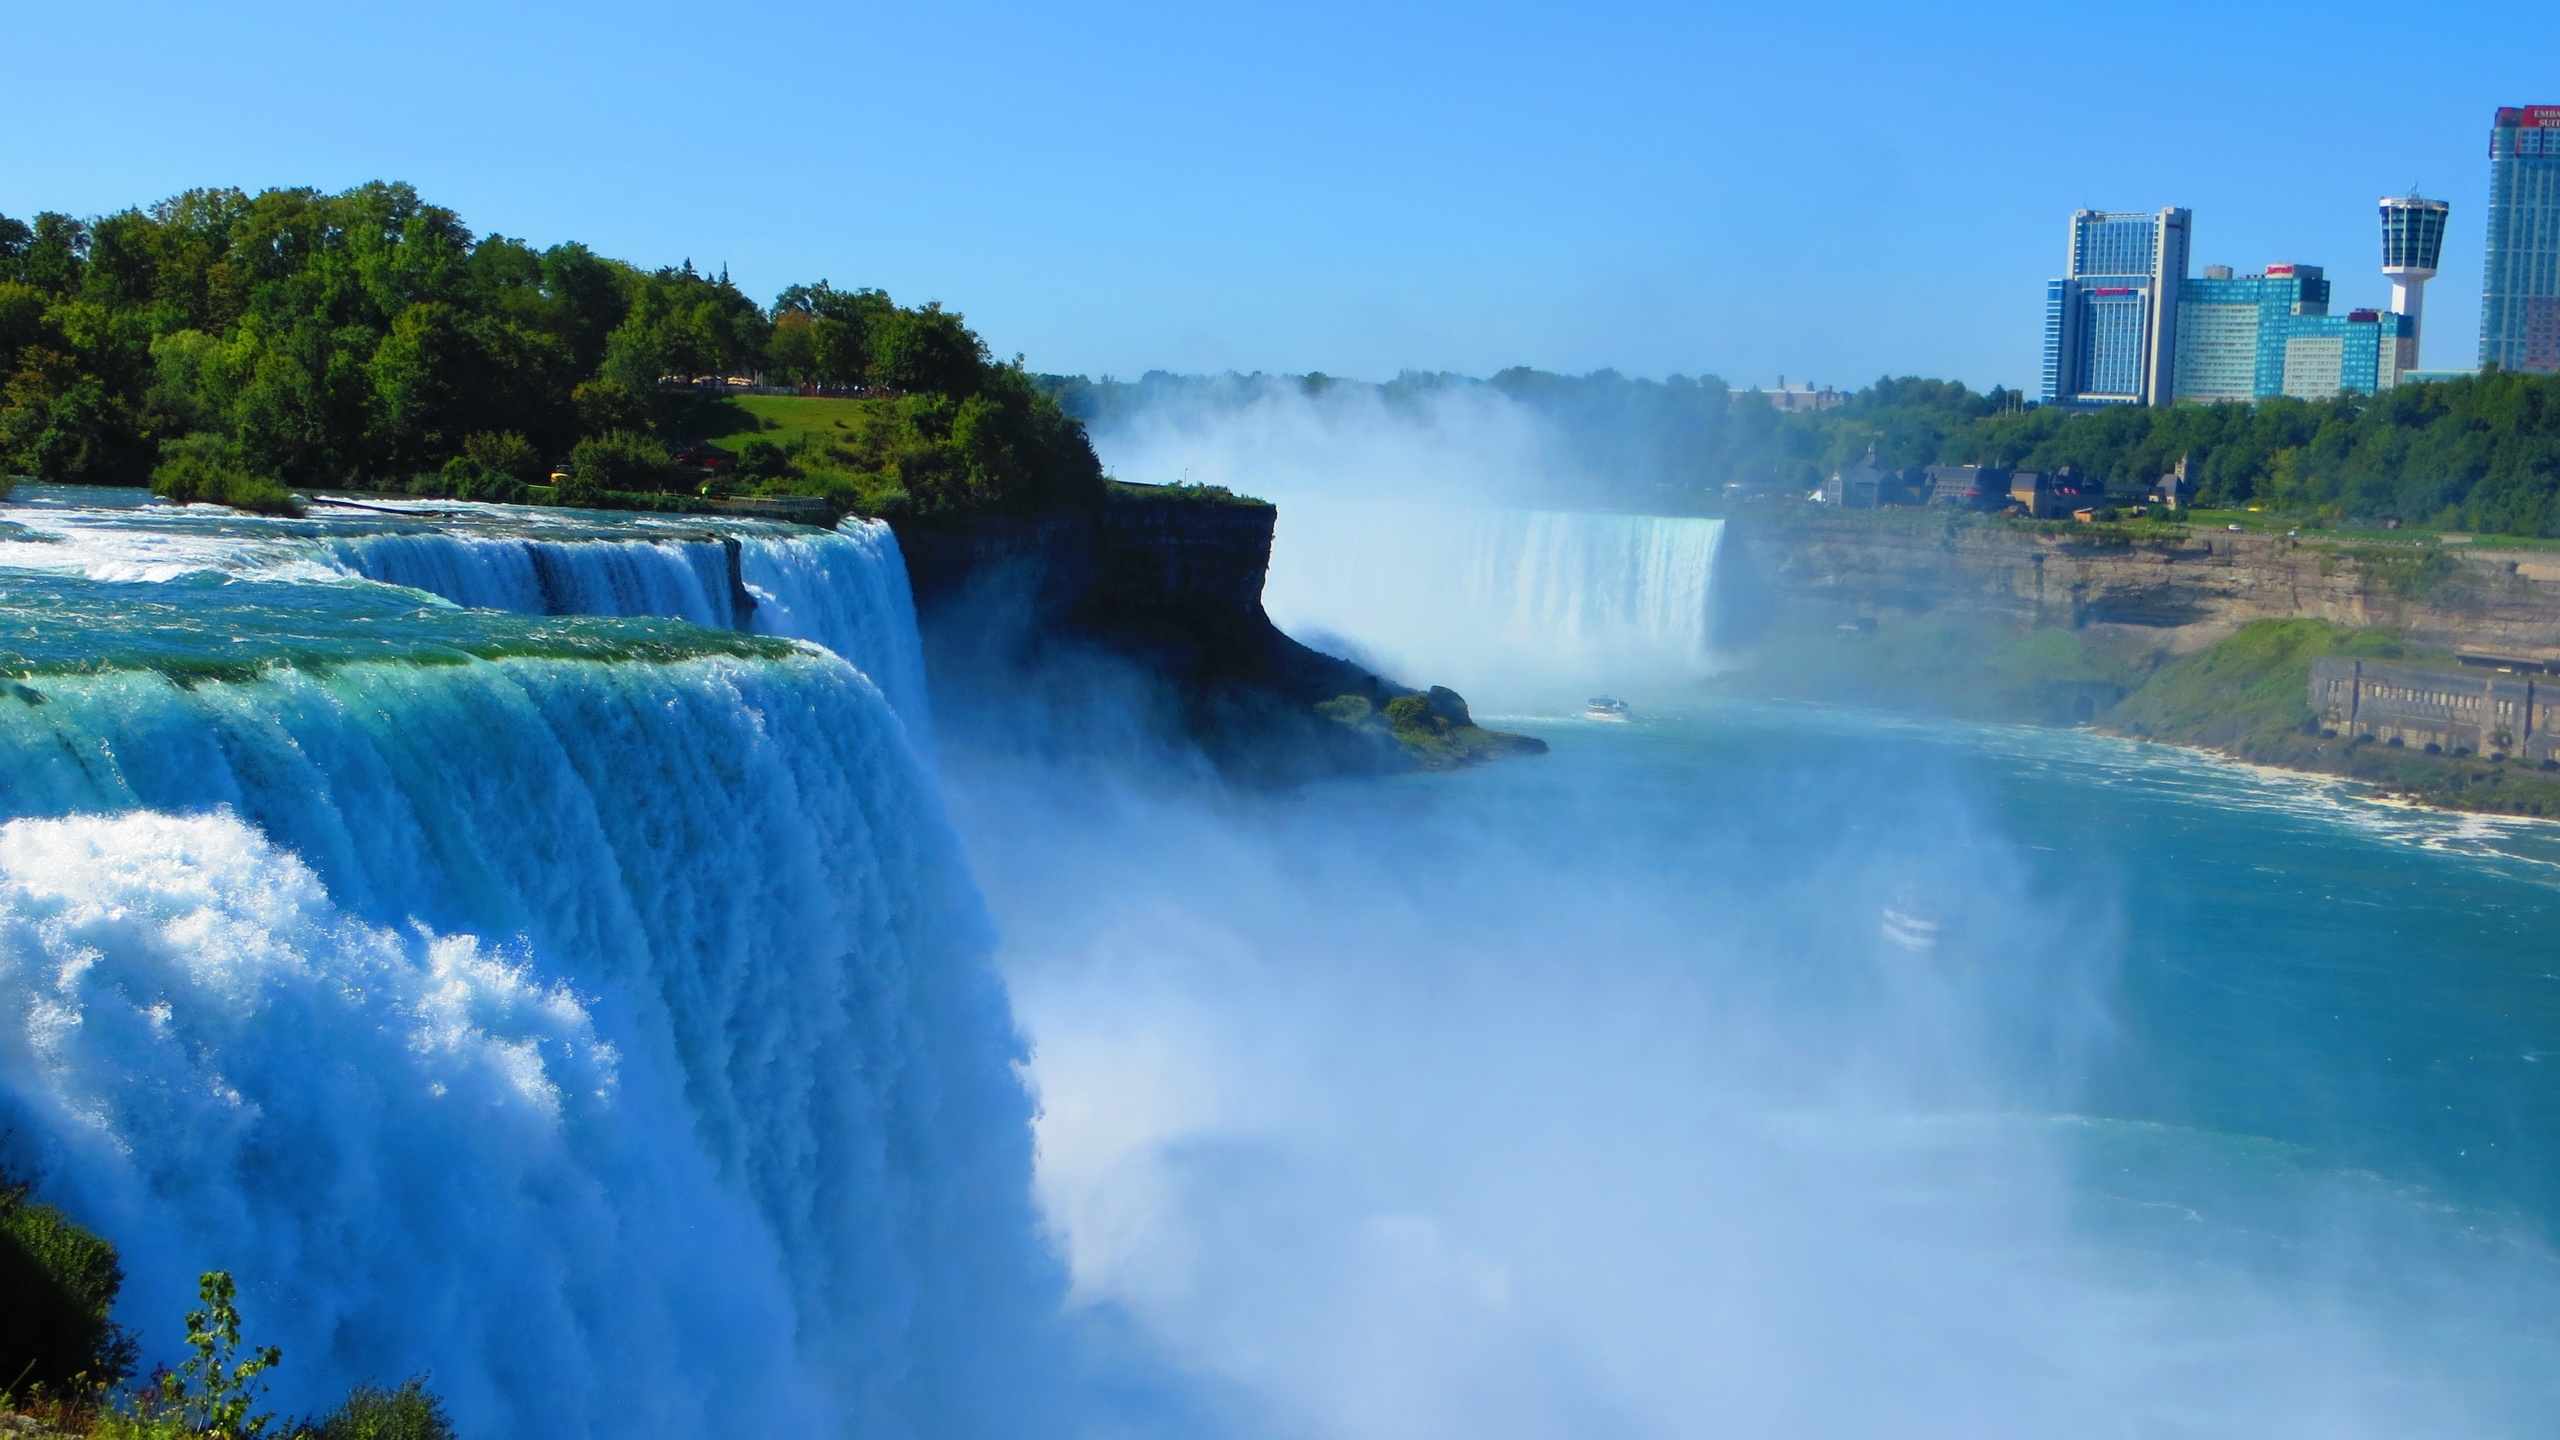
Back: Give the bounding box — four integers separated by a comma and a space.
1, 1174, 137, 1399
416, 456, 528, 504
1314, 694, 1374, 724
564, 430, 673, 499
458, 431, 543, 485
1382, 693, 1434, 729
149, 435, 301, 517
736, 437, 795, 481
305, 1379, 452, 1440
170, 1271, 280, 1439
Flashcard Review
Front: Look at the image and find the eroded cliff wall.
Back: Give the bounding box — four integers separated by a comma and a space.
1719, 511, 2560, 660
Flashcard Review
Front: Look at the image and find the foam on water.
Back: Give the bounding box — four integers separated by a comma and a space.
0, 647, 1045, 1438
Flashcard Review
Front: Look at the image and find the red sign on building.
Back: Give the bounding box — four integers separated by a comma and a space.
2495, 106, 2560, 127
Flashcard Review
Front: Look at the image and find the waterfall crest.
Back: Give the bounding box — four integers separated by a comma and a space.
1263, 500, 1723, 701
328, 517, 933, 731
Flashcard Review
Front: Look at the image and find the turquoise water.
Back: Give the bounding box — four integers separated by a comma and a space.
6, 484, 2557, 1435
0, 497, 1036, 1438
975, 691, 2560, 1434
0, 570, 795, 675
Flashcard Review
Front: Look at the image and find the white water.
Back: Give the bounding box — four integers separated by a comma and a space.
0, 497, 933, 733
328, 531, 749, 627
330, 522, 935, 734
1262, 500, 1723, 702
0, 652, 1044, 1437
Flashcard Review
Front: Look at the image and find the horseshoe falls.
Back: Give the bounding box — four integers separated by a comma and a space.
0, 520, 1037, 1436
1260, 499, 1722, 702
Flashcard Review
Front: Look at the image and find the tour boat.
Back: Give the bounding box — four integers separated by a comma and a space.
1880, 888, 1943, 952
1586, 697, 1630, 720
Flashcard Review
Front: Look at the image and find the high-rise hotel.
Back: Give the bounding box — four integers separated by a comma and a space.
2045, 196, 2431, 405
2481, 106, 2560, 373
2041, 208, 2190, 407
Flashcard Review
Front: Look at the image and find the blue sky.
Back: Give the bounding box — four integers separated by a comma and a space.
3, 0, 2554, 390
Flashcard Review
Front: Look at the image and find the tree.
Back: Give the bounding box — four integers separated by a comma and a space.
769, 282, 892, 386
868, 303, 985, 395
600, 263, 765, 389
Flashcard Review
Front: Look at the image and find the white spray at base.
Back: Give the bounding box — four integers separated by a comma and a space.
1262, 500, 1723, 703
1083, 376, 1723, 705
0, 649, 1050, 1439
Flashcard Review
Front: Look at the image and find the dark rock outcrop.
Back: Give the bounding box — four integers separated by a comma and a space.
894, 490, 1540, 782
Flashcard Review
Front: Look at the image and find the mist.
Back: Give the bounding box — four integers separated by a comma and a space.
946, 379, 2560, 1436
1079, 369, 1762, 514
942, 708, 2531, 1439
1085, 374, 1728, 704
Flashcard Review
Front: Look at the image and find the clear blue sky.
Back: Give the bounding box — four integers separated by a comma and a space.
4, 0, 2554, 390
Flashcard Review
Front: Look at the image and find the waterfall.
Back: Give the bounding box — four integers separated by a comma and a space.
1262, 499, 1724, 702
329, 519, 933, 731
0, 580, 1044, 1436
328, 531, 749, 627
735, 527, 933, 738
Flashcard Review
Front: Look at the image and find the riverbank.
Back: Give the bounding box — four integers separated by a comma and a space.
1715, 610, 2560, 816
1709, 506, 2560, 815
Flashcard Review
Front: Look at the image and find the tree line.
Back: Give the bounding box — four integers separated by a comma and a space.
0, 183, 1102, 516
1046, 366, 2560, 534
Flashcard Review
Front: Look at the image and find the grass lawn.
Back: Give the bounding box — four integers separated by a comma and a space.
699, 394, 902, 453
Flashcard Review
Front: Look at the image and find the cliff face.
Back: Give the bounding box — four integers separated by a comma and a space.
892, 493, 1426, 781
1720, 511, 2560, 659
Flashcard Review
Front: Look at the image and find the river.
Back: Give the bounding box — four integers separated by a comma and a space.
0, 489, 2551, 1437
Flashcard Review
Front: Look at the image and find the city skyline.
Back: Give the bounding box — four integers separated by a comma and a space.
4, 0, 2557, 392
2040, 102, 2556, 409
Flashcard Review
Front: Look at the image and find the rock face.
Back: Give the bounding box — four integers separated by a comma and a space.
892, 492, 1421, 780
1718, 511, 2560, 660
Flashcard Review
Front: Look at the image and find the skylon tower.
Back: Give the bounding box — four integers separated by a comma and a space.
2379, 193, 2448, 375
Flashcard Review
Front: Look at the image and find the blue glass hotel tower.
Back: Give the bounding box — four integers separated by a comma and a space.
2481, 107, 2560, 373
2041, 208, 2190, 407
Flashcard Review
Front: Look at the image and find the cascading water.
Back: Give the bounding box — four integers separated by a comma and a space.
0, 496, 933, 733
0, 534, 1043, 1436
1261, 499, 1723, 703
326, 529, 753, 628
327, 520, 935, 734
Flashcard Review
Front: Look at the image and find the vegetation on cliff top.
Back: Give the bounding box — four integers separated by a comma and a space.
1048, 368, 2560, 538
0, 185, 1102, 519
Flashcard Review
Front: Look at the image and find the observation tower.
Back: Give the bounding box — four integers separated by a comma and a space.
2380, 192, 2448, 372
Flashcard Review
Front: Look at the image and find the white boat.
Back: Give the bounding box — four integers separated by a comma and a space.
1586, 697, 1629, 721
1879, 894, 1943, 953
